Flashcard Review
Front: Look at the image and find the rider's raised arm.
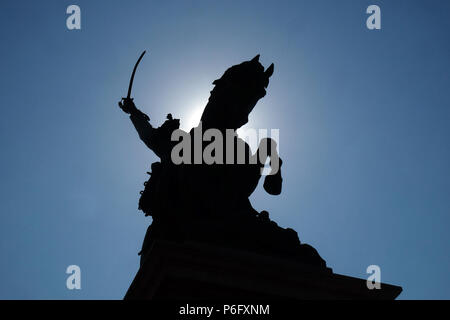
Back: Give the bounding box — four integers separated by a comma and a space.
129, 108, 156, 150
119, 98, 160, 155
119, 98, 180, 160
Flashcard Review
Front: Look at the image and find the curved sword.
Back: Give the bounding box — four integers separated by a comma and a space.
126, 50, 146, 99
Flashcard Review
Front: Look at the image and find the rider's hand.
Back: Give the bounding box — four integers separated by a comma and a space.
118, 97, 137, 114
263, 157, 282, 195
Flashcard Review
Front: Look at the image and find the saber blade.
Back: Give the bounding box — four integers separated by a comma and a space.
127, 50, 146, 99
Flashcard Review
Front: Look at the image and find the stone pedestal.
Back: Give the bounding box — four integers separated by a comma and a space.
125, 240, 402, 300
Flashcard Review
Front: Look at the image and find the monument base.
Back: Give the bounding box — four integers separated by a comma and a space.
125, 240, 402, 300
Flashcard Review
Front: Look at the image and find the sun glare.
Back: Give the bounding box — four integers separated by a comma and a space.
182, 104, 204, 131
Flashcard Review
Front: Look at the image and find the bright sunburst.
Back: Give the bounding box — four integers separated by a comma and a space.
181, 104, 204, 131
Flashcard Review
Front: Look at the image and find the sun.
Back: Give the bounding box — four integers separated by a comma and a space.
181, 104, 204, 131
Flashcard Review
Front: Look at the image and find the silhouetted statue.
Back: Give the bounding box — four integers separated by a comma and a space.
119, 55, 326, 268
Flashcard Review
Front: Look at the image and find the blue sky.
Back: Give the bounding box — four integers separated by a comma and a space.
0, 0, 449, 299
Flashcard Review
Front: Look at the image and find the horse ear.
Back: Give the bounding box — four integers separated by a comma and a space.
265, 63, 274, 78
251, 54, 260, 63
